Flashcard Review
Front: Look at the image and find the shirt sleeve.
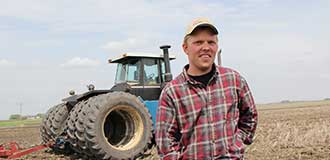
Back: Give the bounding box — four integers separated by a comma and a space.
237, 76, 258, 145
155, 87, 181, 160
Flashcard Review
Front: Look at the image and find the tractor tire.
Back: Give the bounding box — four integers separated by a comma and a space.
40, 104, 57, 143
84, 92, 153, 160
40, 103, 69, 141
74, 98, 95, 157
66, 101, 84, 153
41, 103, 72, 154
49, 103, 69, 139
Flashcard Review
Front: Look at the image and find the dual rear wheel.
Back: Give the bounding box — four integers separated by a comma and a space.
40, 92, 154, 159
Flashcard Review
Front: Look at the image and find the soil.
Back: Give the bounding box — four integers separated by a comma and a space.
0, 126, 70, 160
245, 104, 330, 160
1, 104, 329, 160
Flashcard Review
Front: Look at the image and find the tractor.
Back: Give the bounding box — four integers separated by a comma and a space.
40, 45, 175, 159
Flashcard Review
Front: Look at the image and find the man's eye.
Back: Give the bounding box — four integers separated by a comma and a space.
208, 41, 216, 45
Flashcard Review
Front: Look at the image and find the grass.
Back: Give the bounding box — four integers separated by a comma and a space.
0, 118, 42, 127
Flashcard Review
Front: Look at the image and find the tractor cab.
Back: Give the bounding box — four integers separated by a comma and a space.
109, 49, 175, 100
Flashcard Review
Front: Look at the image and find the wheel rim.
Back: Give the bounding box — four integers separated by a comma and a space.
102, 105, 144, 151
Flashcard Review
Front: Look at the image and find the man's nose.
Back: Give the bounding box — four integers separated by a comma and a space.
201, 42, 211, 50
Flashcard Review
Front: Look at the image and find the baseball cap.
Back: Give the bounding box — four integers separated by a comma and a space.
185, 17, 218, 36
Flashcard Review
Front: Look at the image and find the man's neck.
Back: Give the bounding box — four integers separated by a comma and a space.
187, 65, 213, 76
188, 65, 215, 86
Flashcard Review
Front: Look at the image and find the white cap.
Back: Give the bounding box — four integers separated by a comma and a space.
185, 17, 218, 36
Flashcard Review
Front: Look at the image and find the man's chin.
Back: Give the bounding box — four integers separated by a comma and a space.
199, 65, 213, 72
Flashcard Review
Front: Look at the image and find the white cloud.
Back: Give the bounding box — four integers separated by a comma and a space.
101, 38, 155, 55
102, 38, 139, 51
320, 73, 330, 80
0, 0, 330, 120
60, 57, 100, 68
0, 0, 226, 34
0, 59, 16, 67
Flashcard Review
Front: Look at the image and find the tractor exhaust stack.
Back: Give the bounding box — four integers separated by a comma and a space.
160, 45, 172, 82
217, 49, 222, 66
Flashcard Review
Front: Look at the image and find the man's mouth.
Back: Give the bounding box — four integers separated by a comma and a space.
199, 54, 211, 58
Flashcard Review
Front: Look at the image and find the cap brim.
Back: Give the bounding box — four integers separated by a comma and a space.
188, 23, 219, 35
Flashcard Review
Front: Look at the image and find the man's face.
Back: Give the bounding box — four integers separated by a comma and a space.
182, 28, 218, 75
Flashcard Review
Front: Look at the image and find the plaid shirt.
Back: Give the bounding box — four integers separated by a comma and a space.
155, 65, 258, 160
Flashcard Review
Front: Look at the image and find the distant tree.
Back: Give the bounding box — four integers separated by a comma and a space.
9, 114, 22, 120
36, 113, 45, 118
280, 100, 290, 103
324, 98, 330, 101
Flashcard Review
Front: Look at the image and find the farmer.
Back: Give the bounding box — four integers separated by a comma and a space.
155, 17, 258, 159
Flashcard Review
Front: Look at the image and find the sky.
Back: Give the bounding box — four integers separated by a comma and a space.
0, 0, 329, 120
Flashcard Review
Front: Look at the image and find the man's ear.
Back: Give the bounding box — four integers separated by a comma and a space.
182, 43, 188, 55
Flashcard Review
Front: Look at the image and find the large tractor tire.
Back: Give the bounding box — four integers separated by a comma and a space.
40, 103, 71, 154
66, 101, 84, 153
49, 103, 69, 139
84, 92, 153, 160
40, 103, 69, 142
40, 104, 57, 143
74, 98, 95, 157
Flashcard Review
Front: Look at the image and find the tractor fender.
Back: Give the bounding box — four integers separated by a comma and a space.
62, 90, 111, 108
62, 83, 131, 108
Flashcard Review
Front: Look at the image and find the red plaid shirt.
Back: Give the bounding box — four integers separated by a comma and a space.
155, 65, 258, 160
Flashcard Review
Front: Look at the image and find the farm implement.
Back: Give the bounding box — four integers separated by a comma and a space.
0, 141, 52, 159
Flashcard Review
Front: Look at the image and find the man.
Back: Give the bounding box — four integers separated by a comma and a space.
155, 18, 258, 159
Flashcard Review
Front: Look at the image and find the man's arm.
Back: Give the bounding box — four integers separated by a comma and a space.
155, 88, 181, 159
237, 76, 258, 145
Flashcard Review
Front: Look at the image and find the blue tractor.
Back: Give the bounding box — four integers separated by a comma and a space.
40, 45, 175, 159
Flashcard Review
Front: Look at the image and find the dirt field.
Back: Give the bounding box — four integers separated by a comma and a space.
1, 103, 330, 160
245, 103, 330, 160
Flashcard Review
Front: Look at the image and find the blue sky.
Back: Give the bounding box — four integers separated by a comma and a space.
0, 0, 329, 120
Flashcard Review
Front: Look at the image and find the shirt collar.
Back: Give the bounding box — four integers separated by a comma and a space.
182, 63, 219, 86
